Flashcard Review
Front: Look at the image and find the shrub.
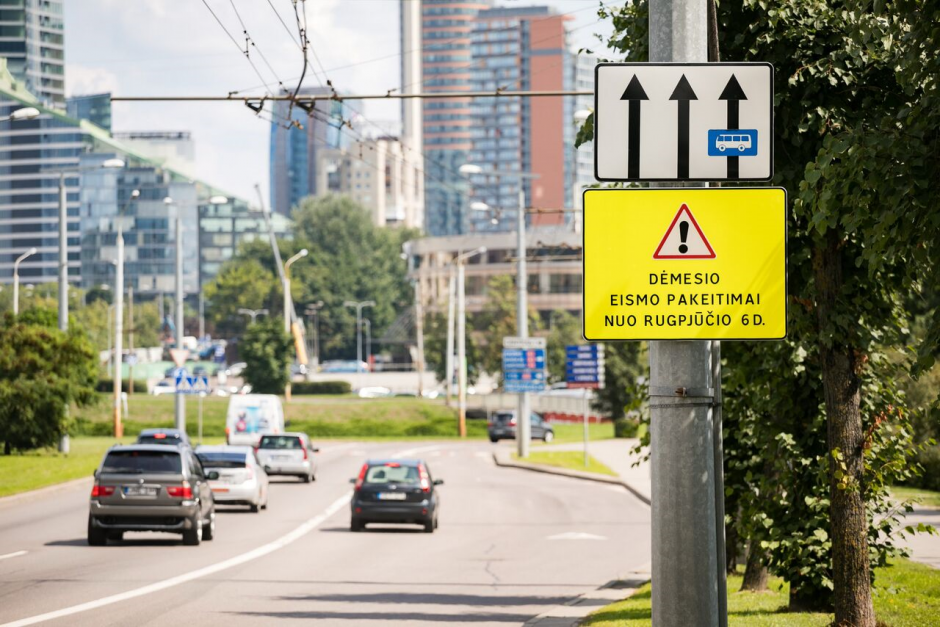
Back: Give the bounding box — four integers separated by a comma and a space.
95, 379, 148, 393
291, 381, 351, 395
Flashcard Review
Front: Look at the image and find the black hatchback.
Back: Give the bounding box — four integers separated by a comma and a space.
350, 459, 443, 533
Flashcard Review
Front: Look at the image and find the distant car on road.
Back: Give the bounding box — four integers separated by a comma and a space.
225, 394, 284, 446
487, 411, 555, 443
254, 433, 318, 483
151, 380, 175, 396
350, 459, 442, 533
135, 428, 192, 448
358, 386, 392, 399
224, 362, 247, 377
88, 444, 217, 546
196, 445, 268, 512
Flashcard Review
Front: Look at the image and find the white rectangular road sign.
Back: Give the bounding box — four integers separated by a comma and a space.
594, 63, 773, 182
503, 337, 546, 350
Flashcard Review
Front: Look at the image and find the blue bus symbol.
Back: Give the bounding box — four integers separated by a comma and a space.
708, 129, 758, 157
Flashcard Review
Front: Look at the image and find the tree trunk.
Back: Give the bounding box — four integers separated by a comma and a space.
3, 440, 9, 455
812, 232, 875, 626
725, 509, 740, 575
740, 542, 769, 592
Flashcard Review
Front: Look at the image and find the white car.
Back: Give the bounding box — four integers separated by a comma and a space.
357, 386, 392, 399
224, 362, 247, 377
196, 445, 269, 512
151, 380, 175, 396
254, 433, 318, 483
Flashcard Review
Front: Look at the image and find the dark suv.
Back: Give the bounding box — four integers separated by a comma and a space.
487, 411, 555, 443
88, 444, 217, 546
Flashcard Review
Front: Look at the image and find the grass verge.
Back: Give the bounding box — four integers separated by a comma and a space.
891, 485, 940, 509
71, 394, 485, 439
539, 422, 616, 444
512, 450, 617, 476
582, 558, 940, 627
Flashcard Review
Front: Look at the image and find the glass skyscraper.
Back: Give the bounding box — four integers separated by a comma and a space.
0, 0, 65, 106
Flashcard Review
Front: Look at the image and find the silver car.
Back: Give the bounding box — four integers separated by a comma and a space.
196, 445, 269, 512
255, 433, 318, 483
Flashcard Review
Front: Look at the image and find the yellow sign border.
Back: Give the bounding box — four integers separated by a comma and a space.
582, 187, 788, 341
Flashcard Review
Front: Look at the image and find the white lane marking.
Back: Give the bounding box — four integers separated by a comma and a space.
391, 444, 444, 459
0, 551, 27, 561
546, 532, 607, 541
0, 494, 351, 627
474, 451, 489, 458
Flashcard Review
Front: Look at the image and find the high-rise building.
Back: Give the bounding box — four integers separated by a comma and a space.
468, 6, 573, 233
66, 93, 111, 131
315, 137, 423, 228
113, 131, 195, 175
269, 86, 346, 217
406, 0, 492, 237
0, 0, 65, 106
573, 53, 596, 232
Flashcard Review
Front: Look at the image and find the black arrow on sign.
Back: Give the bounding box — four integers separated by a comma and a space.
619, 75, 648, 179
669, 74, 697, 179
719, 74, 748, 179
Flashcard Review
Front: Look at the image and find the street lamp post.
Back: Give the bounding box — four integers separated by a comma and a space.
166, 196, 187, 431
12, 247, 37, 315
113, 189, 140, 439
305, 301, 324, 370
460, 164, 540, 457
283, 249, 308, 334
445, 272, 456, 407
363, 319, 372, 371
454, 246, 487, 438
238, 308, 269, 324
343, 300, 375, 373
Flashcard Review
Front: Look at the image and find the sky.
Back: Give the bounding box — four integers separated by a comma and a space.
64, 0, 613, 205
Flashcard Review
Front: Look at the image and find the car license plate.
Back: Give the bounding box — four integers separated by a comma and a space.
273, 454, 292, 461
123, 486, 157, 497
378, 492, 406, 501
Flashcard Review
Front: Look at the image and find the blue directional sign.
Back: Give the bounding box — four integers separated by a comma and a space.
565, 344, 605, 389
503, 337, 547, 394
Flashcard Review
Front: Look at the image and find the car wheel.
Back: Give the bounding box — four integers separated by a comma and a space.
301, 474, 311, 483
87, 517, 107, 546
350, 519, 364, 532
108, 531, 124, 542
423, 519, 435, 533
250, 503, 260, 513
202, 511, 215, 541
434, 516, 440, 530
543, 431, 554, 443
183, 515, 202, 546
489, 437, 498, 443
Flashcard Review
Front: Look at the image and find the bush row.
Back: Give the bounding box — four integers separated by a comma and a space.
95, 379, 148, 393
290, 381, 352, 395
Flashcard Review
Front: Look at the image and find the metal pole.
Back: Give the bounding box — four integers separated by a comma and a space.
356, 307, 363, 372
445, 272, 456, 407
174, 211, 185, 432
648, 2, 724, 626
516, 189, 531, 458
113, 226, 124, 438
283, 273, 291, 334
457, 261, 467, 438
198, 290, 205, 341
107, 305, 112, 377
313, 309, 320, 369
12, 266, 19, 315
583, 388, 590, 469
364, 319, 372, 371
58, 173, 68, 331
128, 287, 134, 396
414, 271, 425, 397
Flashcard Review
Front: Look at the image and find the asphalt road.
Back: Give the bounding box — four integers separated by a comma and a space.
0, 440, 651, 627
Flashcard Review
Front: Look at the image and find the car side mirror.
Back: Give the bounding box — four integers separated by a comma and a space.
285, 420, 292, 428
349, 478, 356, 484
264, 466, 272, 474
93, 469, 98, 478
207, 471, 220, 480
311, 446, 320, 453
433, 479, 444, 486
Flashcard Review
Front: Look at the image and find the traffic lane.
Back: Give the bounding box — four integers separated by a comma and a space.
69, 441, 651, 626
0, 440, 385, 625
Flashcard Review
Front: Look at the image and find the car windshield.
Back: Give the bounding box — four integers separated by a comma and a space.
259, 436, 302, 449
197, 452, 247, 469
102, 450, 182, 474
364, 464, 420, 485
137, 435, 182, 445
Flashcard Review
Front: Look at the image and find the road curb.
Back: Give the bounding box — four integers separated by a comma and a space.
524, 575, 650, 626
0, 476, 92, 507
492, 452, 651, 506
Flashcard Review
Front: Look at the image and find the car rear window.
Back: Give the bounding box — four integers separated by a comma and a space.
102, 450, 182, 474
137, 435, 183, 445
364, 464, 420, 485
259, 436, 302, 449
493, 413, 514, 424
197, 452, 248, 468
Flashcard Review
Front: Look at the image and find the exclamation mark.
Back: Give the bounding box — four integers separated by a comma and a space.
678, 221, 689, 254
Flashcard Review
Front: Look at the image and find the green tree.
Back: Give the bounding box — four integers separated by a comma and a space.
204, 258, 278, 337
0, 309, 97, 453
423, 311, 480, 387
591, 0, 939, 621
592, 342, 646, 421
240, 318, 293, 395
475, 275, 542, 384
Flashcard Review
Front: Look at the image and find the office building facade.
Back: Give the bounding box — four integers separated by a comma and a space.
113, 131, 195, 175
0, 0, 64, 106
66, 93, 111, 131
315, 136, 423, 228
269, 86, 346, 217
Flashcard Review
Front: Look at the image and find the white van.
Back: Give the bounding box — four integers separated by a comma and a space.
225, 394, 285, 446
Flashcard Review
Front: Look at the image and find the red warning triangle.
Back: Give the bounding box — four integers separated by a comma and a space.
653, 204, 716, 259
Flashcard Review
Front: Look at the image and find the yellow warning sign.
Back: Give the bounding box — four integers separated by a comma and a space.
583, 187, 787, 340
